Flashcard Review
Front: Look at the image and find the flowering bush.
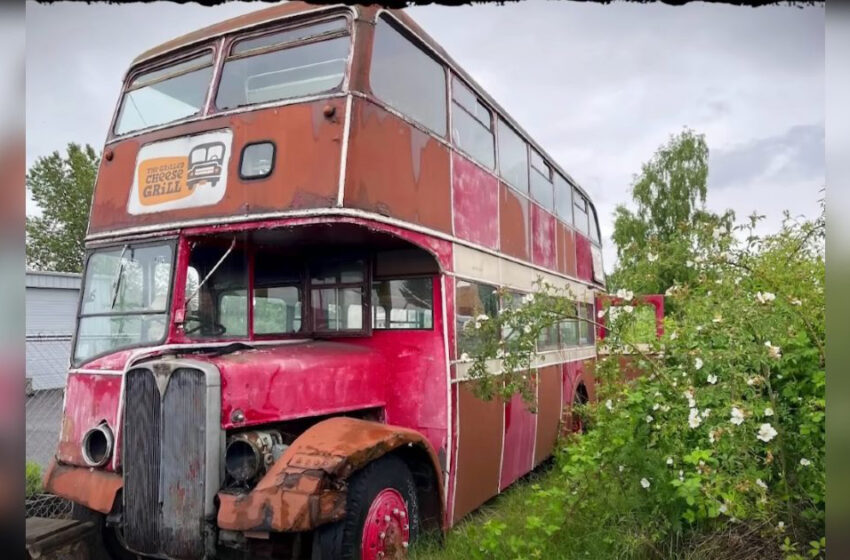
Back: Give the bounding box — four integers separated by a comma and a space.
462, 210, 824, 559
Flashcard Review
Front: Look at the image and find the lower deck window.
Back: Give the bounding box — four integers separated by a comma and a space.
456, 280, 499, 355
309, 259, 367, 333
372, 277, 433, 329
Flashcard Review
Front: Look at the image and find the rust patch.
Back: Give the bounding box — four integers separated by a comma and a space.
217, 416, 444, 533
564, 228, 577, 278
43, 461, 122, 515
344, 98, 452, 234
533, 365, 562, 466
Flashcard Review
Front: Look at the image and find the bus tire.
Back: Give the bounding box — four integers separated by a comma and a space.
312, 454, 420, 560
70, 502, 137, 560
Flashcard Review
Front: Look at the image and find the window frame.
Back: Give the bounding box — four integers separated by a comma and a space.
529, 148, 555, 211
213, 13, 353, 113
71, 238, 178, 367
112, 46, 217, 137
371, 275, 435, 331
496, 117, 530, 194
238, 140, 277, 181
306, 254, 372, 337
450, 74, 496, 169
369, 13, 449, 137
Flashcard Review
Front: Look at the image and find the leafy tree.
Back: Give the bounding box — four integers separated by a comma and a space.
610, 128, 734, 295
26, 143, 100, 273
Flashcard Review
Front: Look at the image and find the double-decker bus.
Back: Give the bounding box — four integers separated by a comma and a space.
45, 3, 609, 559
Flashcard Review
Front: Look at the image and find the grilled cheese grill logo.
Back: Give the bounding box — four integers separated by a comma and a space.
128, 131, 232, 215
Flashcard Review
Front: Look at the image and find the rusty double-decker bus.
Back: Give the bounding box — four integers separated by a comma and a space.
45, 3, 607, 559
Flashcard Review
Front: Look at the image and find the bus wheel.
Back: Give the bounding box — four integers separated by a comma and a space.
312, 454, 419, 560
70, 503, 137, 560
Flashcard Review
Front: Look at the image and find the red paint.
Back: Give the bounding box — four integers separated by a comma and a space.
499, 389, 537, 491
57, 373, 123, 470
575, 233, 592, 282
452, 153, 499, 250
531, 204, 557, 270
207, 341, 388, 429
361, 488, 410, 559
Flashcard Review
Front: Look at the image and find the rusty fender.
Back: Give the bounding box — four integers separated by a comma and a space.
217, 416, 444, 533
42, 459, 122, 514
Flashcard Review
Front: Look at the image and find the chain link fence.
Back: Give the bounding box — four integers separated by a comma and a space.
26, 334, 73, 519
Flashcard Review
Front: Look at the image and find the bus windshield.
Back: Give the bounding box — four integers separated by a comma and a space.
114, 53, 214, 135
73, 242, 175, 365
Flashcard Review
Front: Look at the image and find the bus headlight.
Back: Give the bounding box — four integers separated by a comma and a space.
224, 430, 287, 484
82, 423, 114, 467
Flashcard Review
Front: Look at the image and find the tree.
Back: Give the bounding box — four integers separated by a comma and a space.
609, 128, 734, 295
26, 143, 100, 273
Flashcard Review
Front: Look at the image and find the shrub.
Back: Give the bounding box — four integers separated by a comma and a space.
26, 461, 43, 498
461, 210, 825, 559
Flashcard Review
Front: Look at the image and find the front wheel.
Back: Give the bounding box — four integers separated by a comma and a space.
70, 503, 137, 560
312, 454, 420, 560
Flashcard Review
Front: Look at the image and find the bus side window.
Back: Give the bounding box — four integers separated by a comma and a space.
371, 277, 433, 330
254, 255, 302, 335
455, 279, 499, 356
370, 15, 447, 137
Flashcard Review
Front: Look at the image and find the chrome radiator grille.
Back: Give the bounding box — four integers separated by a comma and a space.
123, 365, 215, 559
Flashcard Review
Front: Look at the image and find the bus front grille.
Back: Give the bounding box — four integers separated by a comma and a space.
123, 366, 209, 559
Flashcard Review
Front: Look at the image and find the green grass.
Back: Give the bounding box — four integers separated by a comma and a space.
411, 462, 559, 560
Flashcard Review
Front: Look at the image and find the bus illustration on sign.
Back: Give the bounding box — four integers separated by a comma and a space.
187, 141, 226, 190
43, 3, 663, 560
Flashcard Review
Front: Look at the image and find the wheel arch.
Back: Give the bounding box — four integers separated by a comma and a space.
216, 416, 445, 533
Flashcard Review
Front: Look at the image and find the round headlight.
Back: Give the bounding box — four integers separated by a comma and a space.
225, 438, 261, 483
82, 423, 114, 467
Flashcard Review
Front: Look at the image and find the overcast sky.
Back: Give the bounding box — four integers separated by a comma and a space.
26, 1, 824, 273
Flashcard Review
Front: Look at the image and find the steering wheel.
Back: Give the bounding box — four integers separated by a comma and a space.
182, 312, 227, 336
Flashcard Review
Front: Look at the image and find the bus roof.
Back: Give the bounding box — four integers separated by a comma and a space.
130, 2, 593, 207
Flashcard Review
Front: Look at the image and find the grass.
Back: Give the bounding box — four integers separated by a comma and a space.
411, 461, 559, 560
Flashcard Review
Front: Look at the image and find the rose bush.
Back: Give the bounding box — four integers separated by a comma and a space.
458, 210, 824, 559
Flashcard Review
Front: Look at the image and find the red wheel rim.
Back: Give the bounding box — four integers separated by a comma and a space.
361, 488, 410, 560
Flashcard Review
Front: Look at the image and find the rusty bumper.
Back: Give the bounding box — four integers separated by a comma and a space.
43, 460, 122, 515
217, 416, 443, 533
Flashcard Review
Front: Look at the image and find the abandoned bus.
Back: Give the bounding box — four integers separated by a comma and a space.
45, 3, 607, 559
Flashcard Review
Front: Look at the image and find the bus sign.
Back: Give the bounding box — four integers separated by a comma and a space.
128, 129, 232, 214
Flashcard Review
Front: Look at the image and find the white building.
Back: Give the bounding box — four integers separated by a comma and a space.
26, 270, 80, 391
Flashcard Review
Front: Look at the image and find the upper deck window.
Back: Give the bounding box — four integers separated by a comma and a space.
554, 173, 573, 225
114, 53, 214, 136
574, 190, 589, 236
529, 149, 554, 211
589, 204, 601, 245
216, 17, 350, 111
451, 76, 494, 169
497, 119, 529, 194
370, 16, 447, 137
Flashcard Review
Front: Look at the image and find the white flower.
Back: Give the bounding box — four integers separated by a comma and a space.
800, 458, 811, 467
777, 521, 785, 531
618, 465, 625, 472
707, 374, 718, 385
757, 423, 778, 443
476, 314, 489, 322
712, 314, 723, 323
686, 260, 694, 268
666, 457, 673, 466
597, 309, 607, 319
791, 298, 802, 306
765, 341, 782, 360
665, 285, 678, 297
646, 415, 654, 423
718, 503, 728, 514
756, 478, 768, 490
670, 331, 678, 340
684, 390, 696, 408
678, 470, 684, 481
640, 478, 651, 489
764, 407, 774, 417
746, 377, 757, 386
694, 358, 704, 370
615, 288, 634, 301
708, 430, 716, 444
622, 305, 634, 314
688, 408, 702, 429
701, 408, 711, 419
460, 352, 470, 361
523, 324, 532, 334
730, 407, 745, 425
605, 399, 613, 411
647, 253, 658, 262
696, 325, 703, 332
652, 403, 660, 411
755, 291, 776, 304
